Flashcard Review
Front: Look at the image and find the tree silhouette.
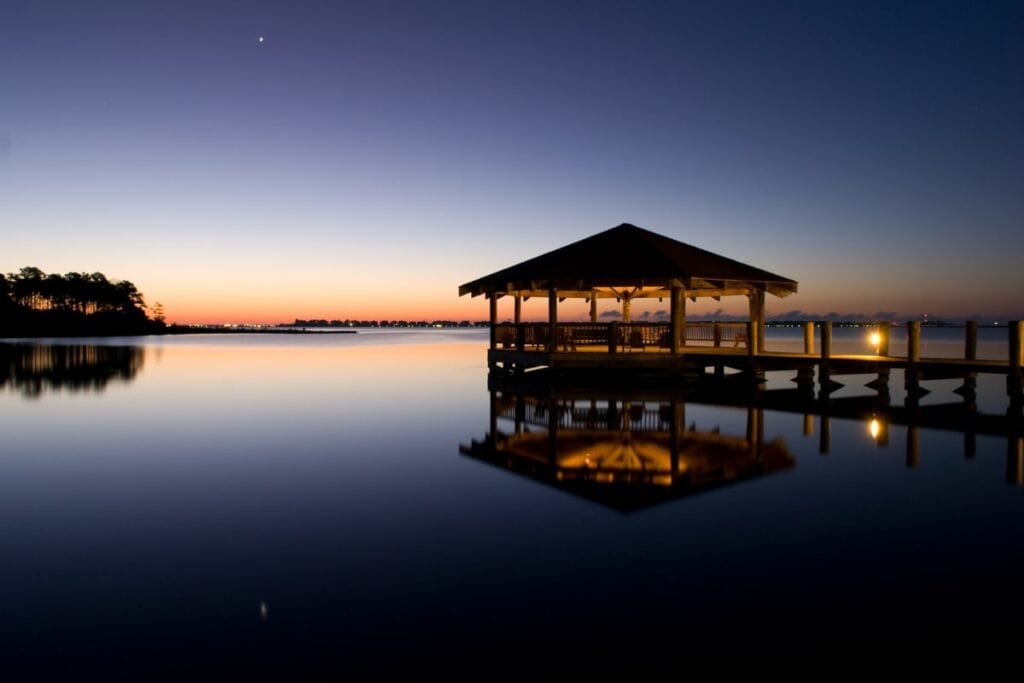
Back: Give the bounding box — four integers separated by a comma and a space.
1, 267, 165, 337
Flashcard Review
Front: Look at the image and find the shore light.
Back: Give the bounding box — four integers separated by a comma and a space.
868, 331, 882, 354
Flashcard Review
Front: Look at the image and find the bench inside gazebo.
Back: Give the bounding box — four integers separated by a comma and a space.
458, 223, 798, 374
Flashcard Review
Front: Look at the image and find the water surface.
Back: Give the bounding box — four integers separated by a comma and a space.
1, 329, 1021, 672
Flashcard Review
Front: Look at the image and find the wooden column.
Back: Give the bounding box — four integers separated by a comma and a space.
670, 286, 685, 354
958, 321, 978, 401
488, 294, 498, 350
1010, 320, 1023, 400
589, 291, 598, 323
874, 322, 891, 389
622, 295, 631, 323
803, 321, 814, 354
513, 295, 523, 353
906, 321, 922, 400
1011, 321, 1023, 369
748, 289, 765, 353
965, 321, 977, 360
819, 321, 832, 398
548, 288, 558, 352
907, 321, 921, 362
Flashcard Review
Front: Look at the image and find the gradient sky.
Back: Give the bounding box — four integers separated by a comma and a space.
2, 1, 1021, 324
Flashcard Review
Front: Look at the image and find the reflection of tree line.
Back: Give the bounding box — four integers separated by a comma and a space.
0, 344, 145, 398
0, 267, 165, 336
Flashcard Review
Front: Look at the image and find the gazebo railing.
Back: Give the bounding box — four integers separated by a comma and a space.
493, 321, 750, 352
685, 321, 749, 347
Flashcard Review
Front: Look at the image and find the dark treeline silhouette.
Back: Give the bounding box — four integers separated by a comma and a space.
0, 344, 145, 398
0, 267, 165, 337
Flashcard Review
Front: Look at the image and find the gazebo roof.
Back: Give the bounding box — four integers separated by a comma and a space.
458, 223, 798, 298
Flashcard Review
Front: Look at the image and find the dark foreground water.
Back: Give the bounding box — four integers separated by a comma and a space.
1, 329, 1022, 673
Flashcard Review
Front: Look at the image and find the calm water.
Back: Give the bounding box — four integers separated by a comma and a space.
1, 328, 1022, 672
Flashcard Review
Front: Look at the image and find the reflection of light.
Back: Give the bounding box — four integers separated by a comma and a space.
869, 331, 882, 354
868, 418, 881, 440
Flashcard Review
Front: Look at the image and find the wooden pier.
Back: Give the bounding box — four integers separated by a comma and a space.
458, 223, 1023, 412
487, 320, 1024, 410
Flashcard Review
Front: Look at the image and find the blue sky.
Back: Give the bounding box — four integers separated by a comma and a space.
2, 1, 1021, 322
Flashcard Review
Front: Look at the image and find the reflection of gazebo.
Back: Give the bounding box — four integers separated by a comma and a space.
459, 390, 795, 512
458, 223, 797, 373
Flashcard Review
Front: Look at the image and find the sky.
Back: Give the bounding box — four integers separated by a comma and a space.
2, 0, 1022, 324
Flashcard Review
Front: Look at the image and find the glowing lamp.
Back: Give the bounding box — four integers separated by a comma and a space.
869, 331, 882, 354
868, 418, 881, 440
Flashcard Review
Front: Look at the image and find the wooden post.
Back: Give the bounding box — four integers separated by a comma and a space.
670, 287, 685, 354
875, 322, 890, 387
713, 322, 722, 348
878, 323, 890, 356
956, 321, 978, 401
748, 288, 765, 352
1010, 320, 1022, 371
488, 294, 498, 350
746, 321, 756, 357
907, 321, 921, 363
819, 321, 832, 397
1010, 321, 1024, 400
514, 296, 522, 325
907, 320, 921, 399
965, 321, 977, 360
803, 321, 814, 355
548, 288, 558, 352
608, 321, 618, 354
622, 296, 631, 323
590, 292, 598, 323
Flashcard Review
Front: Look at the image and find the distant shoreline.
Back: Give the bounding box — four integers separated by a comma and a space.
163, 326, 358, 335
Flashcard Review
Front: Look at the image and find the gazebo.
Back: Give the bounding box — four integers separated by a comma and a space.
458, 223, 798, 374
